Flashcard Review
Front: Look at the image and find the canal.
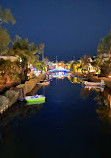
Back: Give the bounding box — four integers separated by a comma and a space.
0, 75, 111, 158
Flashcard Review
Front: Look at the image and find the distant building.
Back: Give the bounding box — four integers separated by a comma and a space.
43, 57, 49, 65
88, 63, 96, 73
48, 61, 57, 69
58, 62, 64, 68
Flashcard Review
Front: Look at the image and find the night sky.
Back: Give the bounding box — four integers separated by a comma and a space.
1, 0, 111, 61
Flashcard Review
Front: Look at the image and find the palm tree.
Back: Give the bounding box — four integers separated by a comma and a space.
8, 36, 39, 80
0, 27, 11, 55
97, 32, 111, 56
39, 43, 45, 62
0, 5, 16, 25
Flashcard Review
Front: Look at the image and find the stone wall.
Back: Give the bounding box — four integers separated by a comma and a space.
0, 74, 46, 114
0, 90, 19, 113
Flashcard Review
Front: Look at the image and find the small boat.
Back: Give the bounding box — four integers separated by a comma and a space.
71, 75, 77, 77
84, 85, 104, 92
84, 80, 105, 86
25, 94, 45, 104
46, 79, 52, 81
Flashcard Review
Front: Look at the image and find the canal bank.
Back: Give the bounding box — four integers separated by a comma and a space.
0, 74, 46, 114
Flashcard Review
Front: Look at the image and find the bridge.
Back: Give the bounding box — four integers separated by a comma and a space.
48, 68, 70, 73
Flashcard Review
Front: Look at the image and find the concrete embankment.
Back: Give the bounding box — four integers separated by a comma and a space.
0, 74, 46, 114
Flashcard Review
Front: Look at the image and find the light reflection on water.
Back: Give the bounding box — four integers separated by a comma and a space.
0, 73, 111, 158
70, 75, 111, 127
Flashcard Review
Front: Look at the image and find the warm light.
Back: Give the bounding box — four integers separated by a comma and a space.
108, 75, 111, 78
20, 58, 22, 62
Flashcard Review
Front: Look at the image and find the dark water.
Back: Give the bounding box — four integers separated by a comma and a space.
0, 77, 111, 158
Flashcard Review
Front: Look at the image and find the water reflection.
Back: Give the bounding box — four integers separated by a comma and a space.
52, 72, 68, 79
49, 73, 111, 113
0, 102, 43, 143
65, 75, 111, 125
81, 87, 91, 99
81, 83, 111, 125
68, 76, 81, 83
1, 73, 111, 157
1, 73, 111, 127
82, 86, 111, 108
0, 102, 43, 126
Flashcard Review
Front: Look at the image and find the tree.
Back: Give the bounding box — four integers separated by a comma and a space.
80, 55, 90, 72
0, 59, 21, 83
100, 57, 111, 76
97, 32, 111, 56
39, 43, 45, 61
96, 32, 111, 76
0, 5, 15, 54
34, 60, 45, 71
8, 35, 38, 63
0, 5, 16, 25
70, 60, 81, 72
81, 55, 90, 65
8, 36, 41, 80
0, 27, 11, 55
